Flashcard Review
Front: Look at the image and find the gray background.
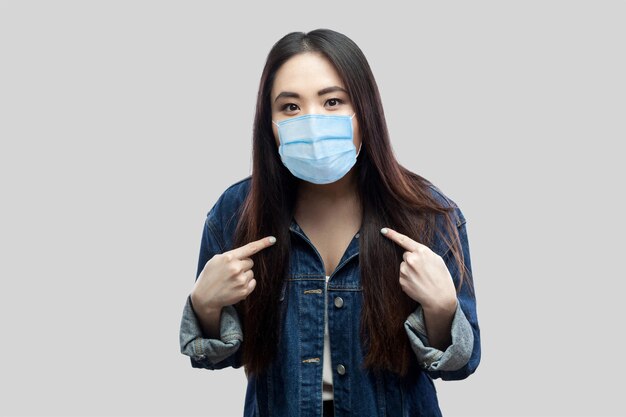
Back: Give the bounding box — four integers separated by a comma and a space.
1, 1, 624, 416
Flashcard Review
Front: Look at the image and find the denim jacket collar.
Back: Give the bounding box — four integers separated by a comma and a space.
289, 216, 361, 280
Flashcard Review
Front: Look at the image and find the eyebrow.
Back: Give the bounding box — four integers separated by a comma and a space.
273, 86, 348, 103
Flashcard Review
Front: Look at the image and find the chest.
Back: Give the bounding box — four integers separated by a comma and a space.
295, 216, 360, 276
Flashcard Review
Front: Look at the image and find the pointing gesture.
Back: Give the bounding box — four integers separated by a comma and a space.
380, 227, 457, 311
191, 236, 277, 316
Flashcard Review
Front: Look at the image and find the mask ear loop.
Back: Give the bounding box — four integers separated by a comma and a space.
349, 113, 361, 157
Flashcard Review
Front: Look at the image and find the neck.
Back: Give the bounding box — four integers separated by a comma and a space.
296, 167, 359, 203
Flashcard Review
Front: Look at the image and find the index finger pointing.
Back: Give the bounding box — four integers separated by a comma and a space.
380, 227, 424, 252
227, 236, 277, 259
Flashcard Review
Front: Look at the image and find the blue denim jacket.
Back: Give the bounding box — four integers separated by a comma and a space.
179, 176, 481, 417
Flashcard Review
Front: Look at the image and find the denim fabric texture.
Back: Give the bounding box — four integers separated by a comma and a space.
179, 176, 481, 417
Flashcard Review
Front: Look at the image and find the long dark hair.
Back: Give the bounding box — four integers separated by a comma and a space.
233, 28, 472, 377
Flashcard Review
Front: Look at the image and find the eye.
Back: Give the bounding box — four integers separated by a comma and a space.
325, 98, 343, 108
281, 103, 300, 113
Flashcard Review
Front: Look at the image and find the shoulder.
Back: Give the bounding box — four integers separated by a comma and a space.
206, 175, 252, 232
422, 178, 466, 228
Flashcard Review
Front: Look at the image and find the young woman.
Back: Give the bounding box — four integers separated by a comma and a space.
179, 28, 481, 417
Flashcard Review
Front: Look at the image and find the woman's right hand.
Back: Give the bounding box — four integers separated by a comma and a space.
191, 236, 277, 315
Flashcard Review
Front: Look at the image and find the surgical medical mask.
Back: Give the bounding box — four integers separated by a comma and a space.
272, 113, 362, 184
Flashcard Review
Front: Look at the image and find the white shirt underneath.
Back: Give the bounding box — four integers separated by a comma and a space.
323, 275, 334, 400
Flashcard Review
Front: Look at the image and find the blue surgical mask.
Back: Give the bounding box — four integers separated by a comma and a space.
272, 113, 362, 184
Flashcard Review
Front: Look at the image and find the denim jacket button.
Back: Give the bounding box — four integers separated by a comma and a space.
355, 232, 360, 239
336, 364, 346, 375
334, 297, 344, 308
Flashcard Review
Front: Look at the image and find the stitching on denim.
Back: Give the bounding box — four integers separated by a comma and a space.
334, 252, 359, 273
329, 286, 363, 291
288, 274, 327, 279
221, 332, 242, 340
193, 337, 202, 356
205, 217, 225, 252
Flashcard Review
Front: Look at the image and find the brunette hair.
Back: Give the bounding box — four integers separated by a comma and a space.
232, 28, 472, 377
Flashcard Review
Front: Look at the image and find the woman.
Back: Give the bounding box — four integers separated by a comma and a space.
179, 28, 481, 417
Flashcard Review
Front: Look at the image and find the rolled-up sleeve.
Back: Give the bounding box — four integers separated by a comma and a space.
179, 294, 243, 370
405, 212, 481, 380
404, 300, 473, 372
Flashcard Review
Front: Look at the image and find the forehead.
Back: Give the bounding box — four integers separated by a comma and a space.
271, 52, 346, 98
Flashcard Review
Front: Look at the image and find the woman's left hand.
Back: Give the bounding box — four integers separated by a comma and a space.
381, 227, 457, 311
